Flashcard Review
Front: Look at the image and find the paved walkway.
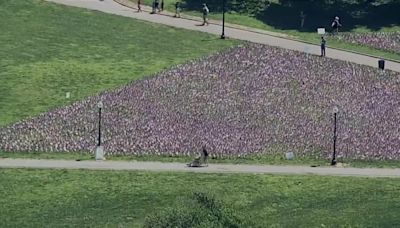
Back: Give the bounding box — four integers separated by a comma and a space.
47, 0, 400, 72
1, 158, 400, 178
114, 0, 291, 38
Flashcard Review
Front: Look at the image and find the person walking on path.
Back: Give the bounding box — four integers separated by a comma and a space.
174, 1, 181, 18
201, 3, 209, 26
320, 36, 326, 57
137, 0, 142, 12
153, 0, 160, 13
331, 16, 342, 35
151, 0, 156, 13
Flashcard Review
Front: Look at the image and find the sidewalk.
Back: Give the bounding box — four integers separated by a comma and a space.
2, 158, 400, 177
114, 0, 291, 39
47, 0, 400, 72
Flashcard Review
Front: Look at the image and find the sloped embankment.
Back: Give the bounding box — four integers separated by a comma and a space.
1, 43, 399, 159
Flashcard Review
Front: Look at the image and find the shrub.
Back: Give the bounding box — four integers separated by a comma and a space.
143, 191, 247, 228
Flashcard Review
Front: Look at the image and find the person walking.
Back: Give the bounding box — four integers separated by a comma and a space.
161, 0, 164, 11
155, 0, 160, 13
202, 146, 209, 166
331, 16, 342, 35
320, 36, 326, 57
300, 11, 306, 29
201, 3, 209, 26
137, 0, 142, 12
174, 1, 181, 18
151, 0, 156, 13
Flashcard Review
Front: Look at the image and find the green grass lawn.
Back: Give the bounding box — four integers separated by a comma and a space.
3, 151, 400, 168
0, 0, 238, 126
1, 168, 400, 227
138, 0, 400, 61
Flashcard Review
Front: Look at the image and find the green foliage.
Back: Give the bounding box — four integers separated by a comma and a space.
144, 191, 246, 228
226, 0, 272, 15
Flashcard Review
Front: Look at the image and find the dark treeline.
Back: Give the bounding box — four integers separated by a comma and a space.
181, 0, 400, 31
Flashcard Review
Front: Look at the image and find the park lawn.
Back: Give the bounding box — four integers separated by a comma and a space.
1, 168, 400, 227
3, 151, 400, 168
0, 0, 238, 126
138, 0, 400, 61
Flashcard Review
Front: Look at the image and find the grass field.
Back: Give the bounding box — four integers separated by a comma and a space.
1, 168, 400, 227
0, 0, 238, 126
137, 0, 400, 61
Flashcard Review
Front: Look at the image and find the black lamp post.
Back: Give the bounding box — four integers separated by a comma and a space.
97, 101, 103, 147
221, 0, 226, 39
331, 107, 339, 166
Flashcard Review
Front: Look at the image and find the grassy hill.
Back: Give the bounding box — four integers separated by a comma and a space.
2, 43, 399, 161
0, 0, 238, 126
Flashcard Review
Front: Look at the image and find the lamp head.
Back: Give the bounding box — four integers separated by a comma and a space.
333, 106, 339, 114
97, 101, 103, 109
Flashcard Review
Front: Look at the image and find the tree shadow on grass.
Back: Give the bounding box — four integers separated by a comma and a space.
181, 0, 400, 32
257, 0, 400, 32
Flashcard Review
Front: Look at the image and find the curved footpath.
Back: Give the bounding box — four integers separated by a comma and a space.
46, 0, 400, 72
1, 158, 400, 178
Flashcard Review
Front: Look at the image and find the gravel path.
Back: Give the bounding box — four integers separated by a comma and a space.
46, 0, 400, 72
1, 158, 400, 178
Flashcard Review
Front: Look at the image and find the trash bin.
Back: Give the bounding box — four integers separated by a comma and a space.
378, 59, 385, 70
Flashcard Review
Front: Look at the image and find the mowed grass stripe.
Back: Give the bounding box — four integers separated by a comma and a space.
1, 169, 400, 227
0, 0, 238, 126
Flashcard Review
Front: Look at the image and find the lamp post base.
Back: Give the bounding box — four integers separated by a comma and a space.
331, 160, 337, 166
220, 34, 225, 39
95, 146, 105, 161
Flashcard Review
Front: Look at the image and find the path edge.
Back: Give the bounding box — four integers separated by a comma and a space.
113, 0, 400, 64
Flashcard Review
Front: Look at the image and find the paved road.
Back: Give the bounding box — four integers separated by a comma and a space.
47, 0, 400, 72
1, 158, 400, 178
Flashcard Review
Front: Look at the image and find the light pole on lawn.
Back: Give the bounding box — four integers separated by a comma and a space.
96, 101, 104, 160
221, 0, 226, 39
331, 106, 339, 166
